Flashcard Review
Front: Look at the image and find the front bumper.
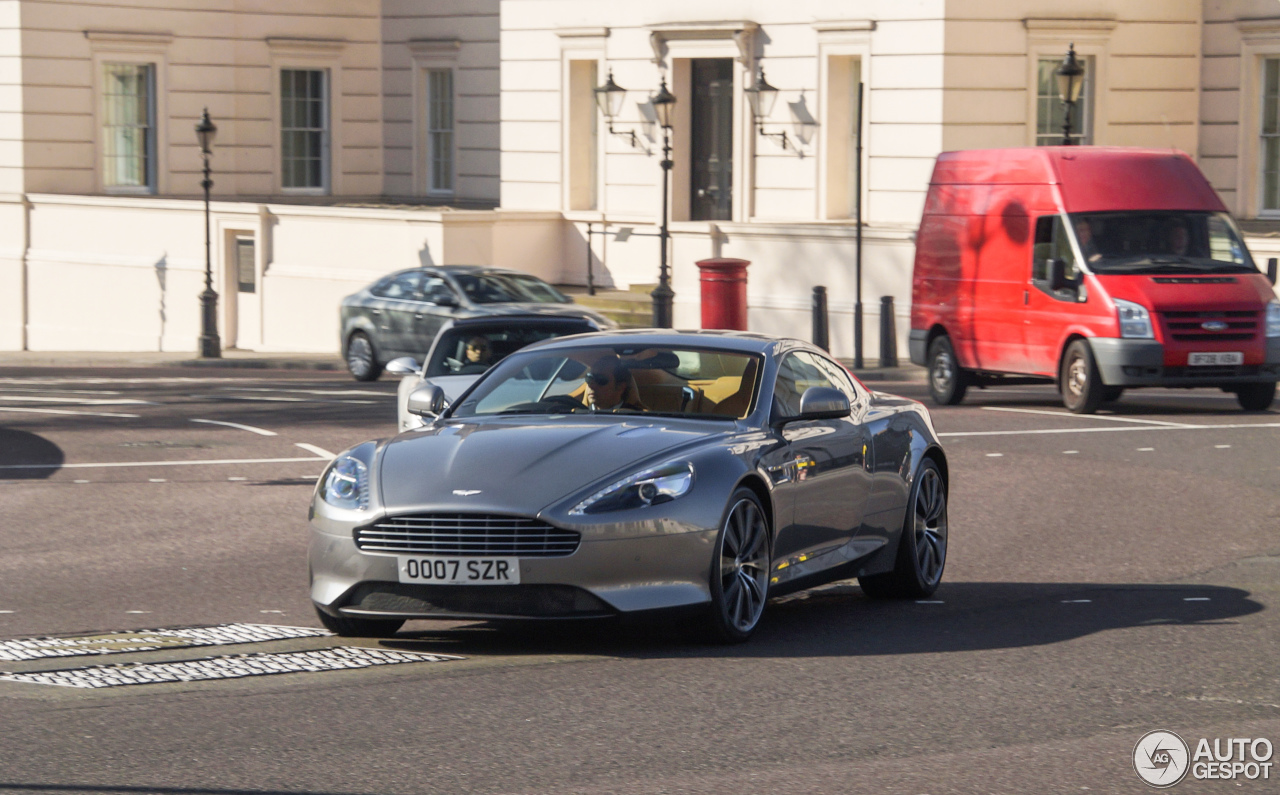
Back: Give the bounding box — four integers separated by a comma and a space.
1090, 337, 1280, 387
310, 521, 718, 621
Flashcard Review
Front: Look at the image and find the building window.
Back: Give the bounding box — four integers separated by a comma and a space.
1261, 58, 1280, 210
1036, 56, 1093, 146
281, 68, 328, 190
566, 60, 597, 210
823, 55, 861, 219
426, 69, 454, 194
236, 237, 256, 294
102, 63, 155, 190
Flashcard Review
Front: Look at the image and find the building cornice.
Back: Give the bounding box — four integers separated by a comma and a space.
649, 21, 759, 65
1023, 17, 1118, 32
266, 37, 346, 54
407, 38, 462, 57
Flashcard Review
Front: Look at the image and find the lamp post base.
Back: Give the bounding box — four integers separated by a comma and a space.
651, 282, 674, 329
199, 288, 221, 359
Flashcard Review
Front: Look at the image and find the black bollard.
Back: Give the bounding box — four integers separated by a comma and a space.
1269, 257, 1277, 285
812, 286, 829, 351
879, 295, 898, 367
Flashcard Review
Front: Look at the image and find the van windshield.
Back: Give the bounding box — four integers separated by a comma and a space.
1068, 211, 1259, 275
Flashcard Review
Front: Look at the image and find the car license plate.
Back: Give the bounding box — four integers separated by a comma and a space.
1188, 352, 1243, 366
397, 556, 520, 585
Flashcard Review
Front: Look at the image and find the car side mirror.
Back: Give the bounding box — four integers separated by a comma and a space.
432, 291, 459, 307
385, 357, 420, 376
407, 383, 447, 417
1268, 257, 1277, 286
796, 387, 851, 421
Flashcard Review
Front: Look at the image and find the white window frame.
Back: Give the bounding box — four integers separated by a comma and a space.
279, 68, 330, 193
268, 38, 344, 196
87, 31, 171, 195
409, 39, 461, 198
815, 23, 872, 221
1023, 19, 1113, 148
1236, 21, 1280, 219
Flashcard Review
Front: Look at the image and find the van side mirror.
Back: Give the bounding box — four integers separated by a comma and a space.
1268, 257, 1277, 286
407, 383, 447, 417
1049, 258, 1075, 292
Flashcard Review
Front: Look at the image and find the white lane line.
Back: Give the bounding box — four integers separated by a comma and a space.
191, 394, 376, 405
1063, 450, 1079, 455
228, 387, 387, 397
981, 406, 1196, 427
148, 479, 166, 483
1215, 444, 1232, 449
190, 418, 278, 436
1062, 599, 1092, 603
1184, 597, 1211, 601
916, 600, 945, 604
0, 395, 154, 406
0, 610, 13, 614
940, 421, 1280, 438
125, 610, 151, 614
0, 406, 140, 419
0, 456, 328, 471
228, 476, 247, 481
986, 453, 1004, 457
295, 443, 336, 459
73, 480, 90, 484
1138, 447, 1155, 451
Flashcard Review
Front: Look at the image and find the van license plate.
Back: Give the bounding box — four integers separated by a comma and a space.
1188, 352, 1243, 366
398, 556, 520, 585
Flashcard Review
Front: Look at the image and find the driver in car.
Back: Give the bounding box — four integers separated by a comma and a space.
584, 357, 645, 412
464, 336, 493, 367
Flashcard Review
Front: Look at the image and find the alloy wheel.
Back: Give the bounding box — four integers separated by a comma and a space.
912, 466, 947, 586
347, 335, 374, 379
719, 497, 770, 633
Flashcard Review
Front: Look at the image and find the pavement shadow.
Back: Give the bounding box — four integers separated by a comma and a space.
0, 428, 64, 480
377, 581, 1262, 659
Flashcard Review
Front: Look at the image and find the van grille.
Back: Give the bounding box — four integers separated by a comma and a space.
1159, 310, 1258, 343
355, 513, 579, 557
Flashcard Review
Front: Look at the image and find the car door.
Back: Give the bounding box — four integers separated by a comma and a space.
373, 271, 427, 357
1025, 215, 1083, 376
409, 273, 460, 356
767, 351, 872, 581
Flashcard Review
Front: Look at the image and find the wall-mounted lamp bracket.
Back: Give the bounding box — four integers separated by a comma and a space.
755, 124, 791, 150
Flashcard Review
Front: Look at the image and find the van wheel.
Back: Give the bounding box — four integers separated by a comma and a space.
1061, 340, 1103, 414
1236, 382, 1276, 411
927, 336, 969, 405
1102, 386, 1125, 403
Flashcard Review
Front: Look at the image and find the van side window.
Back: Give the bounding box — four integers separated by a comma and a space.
1031, 216, 1079, 301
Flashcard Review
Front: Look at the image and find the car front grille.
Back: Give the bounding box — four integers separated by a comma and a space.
355, 513, 580, 557
1159, 310, 1259, 343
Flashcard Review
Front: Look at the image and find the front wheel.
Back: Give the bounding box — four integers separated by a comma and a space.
346, 332, 383, 382
703, 489, 771, 643
859, 458, 948, 599
1060, 339, 1103, 414
1236, 382, 1276, 411
314, 605, 403, 638
927, 336, 968, 405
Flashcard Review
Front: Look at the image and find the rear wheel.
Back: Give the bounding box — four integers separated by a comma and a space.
1060, 339, 1103, 414
927, 335, 969, 405
1236, 382, 1276, 411
859, 458, 948, 599
314, 605, 403, 638
704, 489, 771, 643
346, 332, 383, 382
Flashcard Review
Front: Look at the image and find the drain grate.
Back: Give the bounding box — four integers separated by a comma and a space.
0, 623, 330, 662
0, 646, 460, 688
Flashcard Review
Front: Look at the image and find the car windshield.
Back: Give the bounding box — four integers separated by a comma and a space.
451, 272, 571, 304
423, 324, 591, 378
1068, 210, 1259, 275
449, 345, 762, 420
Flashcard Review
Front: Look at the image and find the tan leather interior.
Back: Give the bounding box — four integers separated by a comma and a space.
559, 357, 758, 419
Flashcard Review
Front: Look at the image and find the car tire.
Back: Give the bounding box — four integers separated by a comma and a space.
1102, 386, 1125, 403
1060, 339, 1103, 414
314, 605, 404, 638
346, 332, 383, 382
1235, 382, 1276, 411
927, 335, 969, 406
703, 488, 771, 644
859, 458, 948, 599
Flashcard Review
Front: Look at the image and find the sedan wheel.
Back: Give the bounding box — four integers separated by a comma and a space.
859, 458, 948, 599
705, 489, 771, 643
346, 332, 383, 382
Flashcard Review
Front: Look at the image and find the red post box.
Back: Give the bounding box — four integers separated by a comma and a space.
696, 258, 750, 330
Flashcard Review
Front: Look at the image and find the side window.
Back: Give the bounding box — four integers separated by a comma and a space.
422, 276, 455, 304
807, 352, 861, 403
772, 352, 840, 419
1031, 215, 1079, 300
374, 272, 425, 300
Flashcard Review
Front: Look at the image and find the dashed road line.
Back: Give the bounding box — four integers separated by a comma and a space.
940, 421, 1280, 438
190, 418, 278, 436
295, 443, 336, 459
0, 406, 141, 419
0, 395, 155, 405
0, 455, 329, 471
981, 406, 1197, 427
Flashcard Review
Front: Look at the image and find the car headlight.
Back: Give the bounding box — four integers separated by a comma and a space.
1267, 300, 1280, 338
321, 454, 370, 510
569, 462, 694, 515
1115, 298, 1153, 339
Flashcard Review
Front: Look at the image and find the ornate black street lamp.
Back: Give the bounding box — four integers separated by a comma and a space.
1055, 43, 1085, 146
593, 70, 639, 148
195, 108, 220, 358
650, 79, 676, 328
745, 67, 790, 150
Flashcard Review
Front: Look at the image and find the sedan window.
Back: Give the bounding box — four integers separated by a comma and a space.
772, 352, 844, 419
373, 271, 426, 300
452, 272, 571, 304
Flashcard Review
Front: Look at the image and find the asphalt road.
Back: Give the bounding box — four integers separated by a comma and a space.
0, 367, 1277, 795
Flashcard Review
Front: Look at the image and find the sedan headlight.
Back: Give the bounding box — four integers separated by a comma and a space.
569, 462, 694, 515
1267, 300, 1280, 338
1115, 298, 1153, 339
321, 454, 370, 510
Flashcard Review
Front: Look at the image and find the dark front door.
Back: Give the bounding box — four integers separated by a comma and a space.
691, 58, 733, 221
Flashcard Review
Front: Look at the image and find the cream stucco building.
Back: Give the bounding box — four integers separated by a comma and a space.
1, 0, 1278, 358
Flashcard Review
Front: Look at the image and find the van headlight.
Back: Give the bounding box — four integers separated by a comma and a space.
321, 453, 370, 510
1267, 300, 1280, 337
1115, 299, 1153, 339
569, 462, 694, 515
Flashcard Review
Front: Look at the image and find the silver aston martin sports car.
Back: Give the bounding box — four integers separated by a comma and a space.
310, 330, 950, 643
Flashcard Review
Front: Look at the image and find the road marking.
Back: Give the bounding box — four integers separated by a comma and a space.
190, 418, 278, 436
228, 476, 247, 481
0, 624, 329, 662
1138, 447, 1155, 452
0, 406, 140, 419
981, 406, 1196, 427
0, 395, 154, 406
295, 443, 336, 459
193, 394, 376, 405
0, 647, 461, 689
915, 600, 945, 604
228, 387, 387, 397
1063, 450, 1079, 454
986, 453, 1004, 457
1215, 444, 1232, 449
148, 479, 166, 483
940, 421, 1280, 438
0, 455, 329, 471
0, 610, 13, 614
73, 479, 90, 484
1062, 599, 1092, 603
1184, 597, 1211, 601
125, 611, 151, 614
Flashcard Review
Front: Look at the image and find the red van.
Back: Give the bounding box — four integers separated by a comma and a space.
909, 146, 1280, 413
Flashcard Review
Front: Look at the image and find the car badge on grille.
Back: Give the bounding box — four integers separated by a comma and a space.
1201, 321, 1228, 331
452, 489, 482, 496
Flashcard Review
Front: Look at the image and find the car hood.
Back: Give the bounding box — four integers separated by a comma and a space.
378, 417, 717, 512
465, 303, 616, 328
1096, 272, 1276, 312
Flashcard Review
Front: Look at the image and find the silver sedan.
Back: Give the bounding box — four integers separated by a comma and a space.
310, 331, 949, 643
